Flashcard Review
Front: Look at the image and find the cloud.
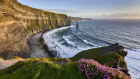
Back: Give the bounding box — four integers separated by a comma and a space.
101, 12, 140, 19
44, 9, 80, 14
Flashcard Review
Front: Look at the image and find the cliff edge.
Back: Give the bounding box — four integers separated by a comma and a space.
0, 0, 70, 58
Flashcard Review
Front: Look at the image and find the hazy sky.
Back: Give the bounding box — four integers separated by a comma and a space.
18, 0, 140, 19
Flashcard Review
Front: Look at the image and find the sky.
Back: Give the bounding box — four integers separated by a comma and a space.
18, 0, 140, 19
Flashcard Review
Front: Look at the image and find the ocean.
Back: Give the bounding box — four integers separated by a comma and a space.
43, 19, 140, 79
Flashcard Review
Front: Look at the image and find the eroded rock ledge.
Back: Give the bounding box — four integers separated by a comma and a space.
101, 43, 128, 57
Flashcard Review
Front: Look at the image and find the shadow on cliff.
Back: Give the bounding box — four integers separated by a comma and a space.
0, 50, 30, 58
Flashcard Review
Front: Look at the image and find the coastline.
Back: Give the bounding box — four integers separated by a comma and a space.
28, 33, 50, 58
28, 26, 71, 58
0, 25, 131, 78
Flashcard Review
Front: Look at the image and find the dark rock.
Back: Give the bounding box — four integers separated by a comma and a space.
102, 43, 127, 57
76, 22, 79, 28
118, 67, 130, 76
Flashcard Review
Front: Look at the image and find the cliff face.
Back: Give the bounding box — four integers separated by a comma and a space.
0, 0, 70, 58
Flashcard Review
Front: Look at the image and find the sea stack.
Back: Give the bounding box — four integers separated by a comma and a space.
76, 22, 79, 28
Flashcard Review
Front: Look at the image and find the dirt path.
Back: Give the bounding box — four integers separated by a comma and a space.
0, 59, 23, 70
0, 33, 51, 70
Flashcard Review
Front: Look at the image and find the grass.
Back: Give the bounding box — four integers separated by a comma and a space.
25, 23, 40, 33
70, 47, 126, 67
0, 46, 129, 79
0, 57, 129, 79
6, 56, 22, 60
0, 57, 3, 60
0, 56, 22, 60
0, 58, 81, 79
70, 47, 105, 61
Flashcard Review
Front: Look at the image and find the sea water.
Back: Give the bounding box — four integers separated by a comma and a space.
43, 19, 140, 79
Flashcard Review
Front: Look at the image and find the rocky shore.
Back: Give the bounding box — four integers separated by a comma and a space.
28, 33, 50, 58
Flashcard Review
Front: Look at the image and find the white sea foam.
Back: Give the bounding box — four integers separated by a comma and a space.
125, 49, 140, 79
43, 26, 83, 58
70, 25, 75, 27
43, 26, 71, 58
43, 25, 98, 58
83, 40, 101, 48
63, 35, 75, 47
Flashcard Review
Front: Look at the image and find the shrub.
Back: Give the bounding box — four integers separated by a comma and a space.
78, 59, 130, 79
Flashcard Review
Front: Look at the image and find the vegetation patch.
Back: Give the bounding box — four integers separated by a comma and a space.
70, 47, 126, 67
25, 23, 40, 33
70, 47, 105, 61
0, 57, 3, 60
6, 56, 22, 60
0, 58, 81, 79
78, 59, 130, 79
0, 57, 130, 79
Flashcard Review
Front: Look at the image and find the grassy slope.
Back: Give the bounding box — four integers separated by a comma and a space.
70, 47, 126, 67
0, 58, 81, 79
0, 47, 128, 79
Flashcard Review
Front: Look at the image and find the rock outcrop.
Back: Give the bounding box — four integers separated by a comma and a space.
0, 0, 70, 58
102, 43, 128, 57
100, 43, 129, 75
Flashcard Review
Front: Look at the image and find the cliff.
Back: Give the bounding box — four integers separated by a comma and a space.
0, 0, 70, 58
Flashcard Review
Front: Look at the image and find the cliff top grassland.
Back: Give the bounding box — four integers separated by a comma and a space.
0, 54, 130, 79
71, 47, 126, 68
0, 57, 81, 79
0, 44, 130, 79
